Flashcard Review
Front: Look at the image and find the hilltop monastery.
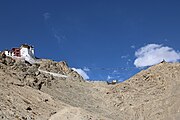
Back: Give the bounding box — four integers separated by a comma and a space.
2, 44, 35, 63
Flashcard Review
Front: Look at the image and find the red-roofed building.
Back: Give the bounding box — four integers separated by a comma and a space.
4, 44, 35, 58
12, 48, 21, 57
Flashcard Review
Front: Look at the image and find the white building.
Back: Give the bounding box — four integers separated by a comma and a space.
4, 44, 35, 64
20, 44, 35, 58
4, 50, 13, 57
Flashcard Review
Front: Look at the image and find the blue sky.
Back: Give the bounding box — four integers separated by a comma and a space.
0, 0, 180, 81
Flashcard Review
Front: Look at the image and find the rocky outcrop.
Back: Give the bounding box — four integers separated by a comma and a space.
39, 59, 84, 81
0, 53, 15, 66
0, 54, 84, 91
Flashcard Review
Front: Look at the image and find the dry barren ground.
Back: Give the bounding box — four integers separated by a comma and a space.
0, 61, 180, 120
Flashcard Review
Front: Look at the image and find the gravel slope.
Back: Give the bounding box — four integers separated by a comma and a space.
0, 60, 180, 120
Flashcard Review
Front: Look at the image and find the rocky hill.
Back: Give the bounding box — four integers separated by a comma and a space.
108, 62, 180, 120
0, 55, 180, 120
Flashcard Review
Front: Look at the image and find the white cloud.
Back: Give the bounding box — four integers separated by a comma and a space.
83, 67, 90, 72
121, 55, 129, 59
131, 45, 136, 49
113, 70, 118, 73
43, 12, 50, 20
54, 33, 65, 43
51, 28, 66, 45
164, 38, 168, 42
134, 44, 180, 68
72, 68, 89, 80
107, 75, 113, 80
126, 59, 132, 65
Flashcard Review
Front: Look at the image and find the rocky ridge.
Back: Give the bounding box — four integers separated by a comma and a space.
0, 54, 84, 90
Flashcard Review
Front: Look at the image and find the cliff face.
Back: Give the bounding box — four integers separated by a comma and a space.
0, 54, 180, 120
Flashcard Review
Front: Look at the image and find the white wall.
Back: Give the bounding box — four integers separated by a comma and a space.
4, 51, 12, 56
20, 48, 28, 58
21, 48, 34, 57
30, 47, 34, 55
